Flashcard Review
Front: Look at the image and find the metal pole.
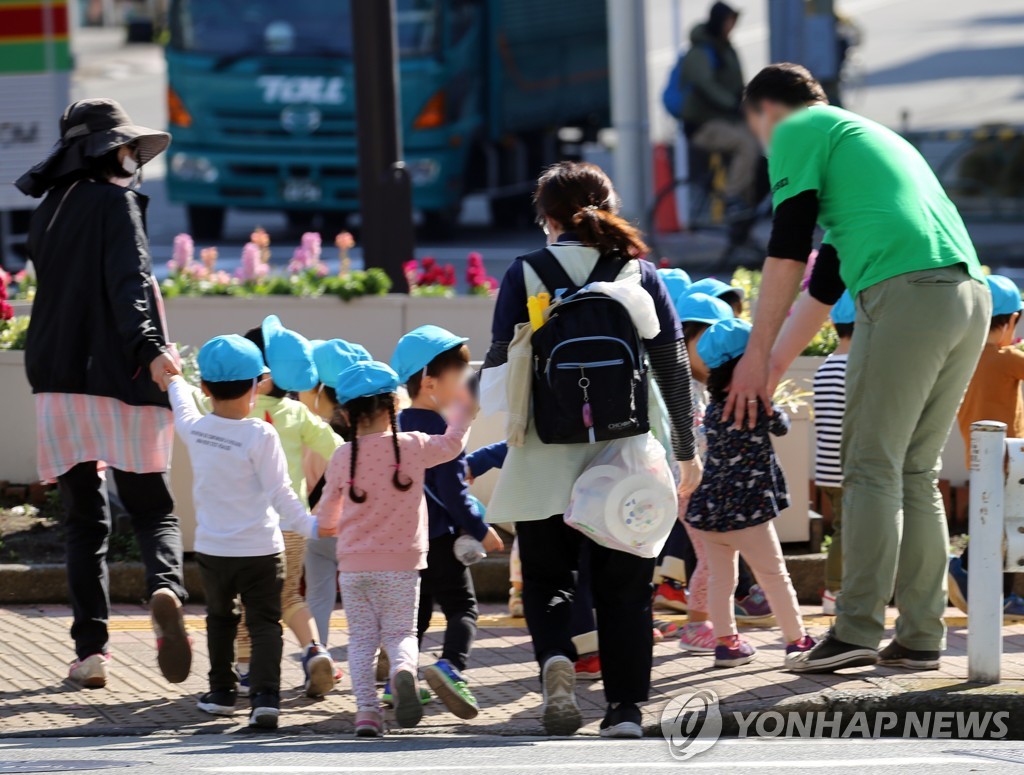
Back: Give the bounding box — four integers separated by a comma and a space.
670, 0, 689, 226
608, 0, 651, 225
968, 420, 1006, 684
351, 0, 413, 291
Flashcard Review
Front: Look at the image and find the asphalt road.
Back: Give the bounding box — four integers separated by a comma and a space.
1, 735, 1024, 775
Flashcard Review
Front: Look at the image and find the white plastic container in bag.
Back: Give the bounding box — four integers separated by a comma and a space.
564, 434, 678, 558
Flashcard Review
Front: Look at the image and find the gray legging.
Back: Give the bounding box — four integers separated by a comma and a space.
304, 536, 339, 647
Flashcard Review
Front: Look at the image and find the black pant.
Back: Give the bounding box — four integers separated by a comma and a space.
57, 461, 185, 660
517, 515, 655, 705
417, 533, 478, 672
197, 552, 285, 697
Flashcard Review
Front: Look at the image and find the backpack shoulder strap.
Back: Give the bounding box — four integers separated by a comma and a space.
584, 253, 629, 285
522, 248, 578, 297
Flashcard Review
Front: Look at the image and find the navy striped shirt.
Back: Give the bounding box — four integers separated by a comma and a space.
813, 354, 848, 487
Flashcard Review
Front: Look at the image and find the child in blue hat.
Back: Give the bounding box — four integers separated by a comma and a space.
950, 275, 1024, 624
390, 325, 505, 721
684, 318, 814, 669
164, 335, 332, 729
687, 277, 745, 316
232, 316, 343, 700
814, 291, 855, 616
317, 360, 473, 737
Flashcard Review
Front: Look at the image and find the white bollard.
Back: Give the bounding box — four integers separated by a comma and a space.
968, 420, 1007, 684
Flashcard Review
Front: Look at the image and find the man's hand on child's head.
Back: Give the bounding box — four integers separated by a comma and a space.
482, 526, 504, 553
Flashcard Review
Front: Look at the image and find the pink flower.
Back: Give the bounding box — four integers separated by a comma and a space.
314, 262, 329, 278
201, 247, 218, 271
13, 270, 26, 284
250, 228, 270, 249
0, 268, 10, 287
335, 231, 355, 251
172, 233, 194, 269
301, 232, 322, 262
0, 300, 12, 321
485, 277, 498, 291
236, 241, 264, 282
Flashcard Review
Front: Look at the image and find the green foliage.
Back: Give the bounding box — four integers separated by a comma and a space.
163, 268, 392, 301
410, 284, 456, 298
0, 315, 30, 350
802, 323, 839, 356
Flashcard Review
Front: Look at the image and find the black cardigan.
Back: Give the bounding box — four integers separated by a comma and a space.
25, 180, 170, 408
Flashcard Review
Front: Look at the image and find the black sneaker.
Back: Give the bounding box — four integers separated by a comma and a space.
785, 631, 878, 673
249, 690, 280, 729
197, 689, 237, 716
878, 640, 940, 670
599, 703, 643, 739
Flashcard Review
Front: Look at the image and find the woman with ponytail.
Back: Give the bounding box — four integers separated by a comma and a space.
483, 161, 703, 738
316, 361, 471, 738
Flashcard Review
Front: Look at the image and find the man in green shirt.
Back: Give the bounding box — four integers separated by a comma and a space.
727, 64, 991, 673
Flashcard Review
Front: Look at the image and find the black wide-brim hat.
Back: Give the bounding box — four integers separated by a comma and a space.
15, 98, 170, 198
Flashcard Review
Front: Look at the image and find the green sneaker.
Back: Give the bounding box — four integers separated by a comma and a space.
381, 680, 431, 708
423, 659, 479, 720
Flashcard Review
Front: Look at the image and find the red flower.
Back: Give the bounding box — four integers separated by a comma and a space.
0, 301, 13, 321
658, 257, 670, 269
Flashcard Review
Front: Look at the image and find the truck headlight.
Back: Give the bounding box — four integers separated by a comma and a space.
407, 159, 440, 186
170, 153, 219, 183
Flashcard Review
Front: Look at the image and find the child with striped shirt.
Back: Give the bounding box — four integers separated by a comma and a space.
813, 292, 854, 615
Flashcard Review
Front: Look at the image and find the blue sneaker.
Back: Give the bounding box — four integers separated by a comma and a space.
235, 663, 250, 697
381, 680, 431, 707
948, 555, 968, 613
302, 642, 334, 698
423, 659, 479, 720
734, 584, 773, 623
714, 637, 757, 668
1004, 594, 1024, 619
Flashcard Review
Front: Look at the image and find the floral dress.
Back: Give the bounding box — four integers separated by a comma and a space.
685, 401, 791, 532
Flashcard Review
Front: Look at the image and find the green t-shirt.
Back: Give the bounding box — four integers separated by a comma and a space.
768, 105, 983, 297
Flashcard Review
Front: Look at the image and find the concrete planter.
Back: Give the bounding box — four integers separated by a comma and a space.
0, 350, 37, 485
404, 294, 496, 360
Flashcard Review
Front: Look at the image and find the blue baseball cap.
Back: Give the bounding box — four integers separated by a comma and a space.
677, 292, 734, 326
697, 318, 752, 369
657, 268, 692, 304
197, 335, 269, 383
391, 325, 469, 384
987, 275, 1023, 317
314, 339, 372, 391
334, 360, 400, 406
688, 277, 745, 302
830, 291, 856, 325
261, 315, 319, 392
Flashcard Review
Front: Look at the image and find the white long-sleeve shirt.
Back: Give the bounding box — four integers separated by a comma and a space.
168, 378, 315, 557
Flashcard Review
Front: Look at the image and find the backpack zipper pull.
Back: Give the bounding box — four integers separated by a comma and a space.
580, 368, 596, 444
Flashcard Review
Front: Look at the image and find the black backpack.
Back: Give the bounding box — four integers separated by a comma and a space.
524, 248, 649, 445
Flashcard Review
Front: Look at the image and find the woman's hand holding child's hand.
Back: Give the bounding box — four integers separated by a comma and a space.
482, 526, 504, 553
317, 518, 337, 539
150, 351, 181, 391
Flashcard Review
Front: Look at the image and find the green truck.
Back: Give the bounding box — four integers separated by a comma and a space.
165, 0, 609, 239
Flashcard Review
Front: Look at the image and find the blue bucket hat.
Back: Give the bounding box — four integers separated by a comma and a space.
335, 361, 400, 406
830, 291, 856, 325
657, 268, 692, 305
314, 339, 372, 391
677, 292, 734, 326
261, 315, 319, 392
688, 277, 745, 302
391, 325, 469, 384
197, 335, 269, 383
697, 318, 752, 369
987, 275, 1023, 317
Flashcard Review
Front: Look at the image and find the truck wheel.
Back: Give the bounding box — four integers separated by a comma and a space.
187, 206, 226, 241
421, 209, 458, 241
489, 194, 532, 230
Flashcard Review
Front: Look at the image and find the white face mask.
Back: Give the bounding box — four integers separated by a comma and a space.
121, 153, 139, 176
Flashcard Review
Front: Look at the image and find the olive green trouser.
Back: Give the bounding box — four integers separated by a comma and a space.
836, 265, 990, 651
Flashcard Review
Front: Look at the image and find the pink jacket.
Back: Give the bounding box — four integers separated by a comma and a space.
317, 407, 469, 572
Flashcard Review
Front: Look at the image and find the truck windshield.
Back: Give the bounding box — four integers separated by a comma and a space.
169, 0, 439, 59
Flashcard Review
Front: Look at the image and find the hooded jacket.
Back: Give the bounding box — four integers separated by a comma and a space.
24, 180, 171, 408
679, 3, 745, 127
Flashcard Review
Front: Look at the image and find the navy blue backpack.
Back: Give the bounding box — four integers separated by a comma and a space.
661, 44, 721, 119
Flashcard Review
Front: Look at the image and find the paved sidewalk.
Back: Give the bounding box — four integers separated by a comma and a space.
2, 604, 1023, 738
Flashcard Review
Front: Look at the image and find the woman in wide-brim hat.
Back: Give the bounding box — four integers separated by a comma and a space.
16, 98, 192, 689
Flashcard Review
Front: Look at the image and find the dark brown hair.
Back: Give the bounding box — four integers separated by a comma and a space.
743, 63, 829, 110
406, 343, 471, 399
991, 313, 1018, 332
243, 326, 288, 398
834, 322, 854, 339
707, 356, 742, 403
202, 378, 254, 401
343, 392, 411, 503
534, 161, 648, 257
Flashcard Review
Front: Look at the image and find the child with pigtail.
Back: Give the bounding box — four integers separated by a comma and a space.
316, 360, 471, 737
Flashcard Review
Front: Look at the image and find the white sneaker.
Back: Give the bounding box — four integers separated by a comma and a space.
540, 655, 581, 736
822, 590, 838, 616
69, 653, 109, 688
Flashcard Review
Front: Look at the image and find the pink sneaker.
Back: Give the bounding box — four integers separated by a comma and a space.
678, 621, 717, 653
355, 710, 383, 737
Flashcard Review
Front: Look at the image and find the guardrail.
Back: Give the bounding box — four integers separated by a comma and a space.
967, 420, 1024, 683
